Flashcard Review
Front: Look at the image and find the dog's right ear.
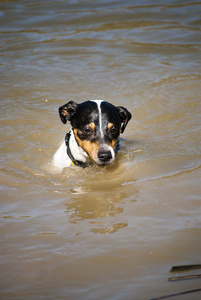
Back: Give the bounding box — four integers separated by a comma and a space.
59, 101, 78, 124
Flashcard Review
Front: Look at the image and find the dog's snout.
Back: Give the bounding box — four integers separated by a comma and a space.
98, 150, 112, 162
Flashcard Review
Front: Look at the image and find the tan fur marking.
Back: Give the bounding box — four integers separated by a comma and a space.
88, 122, 96, 131
74, 129, 100, 160
110, 140, 118, 150
108, 123, 114, 130
107, 123, 119, 149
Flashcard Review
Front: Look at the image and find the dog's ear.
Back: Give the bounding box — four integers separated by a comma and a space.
116, 106, 132, 133
59, 101, 78, 124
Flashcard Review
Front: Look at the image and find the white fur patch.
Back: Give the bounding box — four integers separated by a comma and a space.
69, 129, 88, 161
52, 130, 88, 169
91, 100, 103, 137
52, 140, 71, 168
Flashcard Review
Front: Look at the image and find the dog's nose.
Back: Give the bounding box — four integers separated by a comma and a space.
98, 150, 112, 162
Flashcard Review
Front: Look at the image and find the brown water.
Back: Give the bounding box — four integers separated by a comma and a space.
1, 0, 201, 299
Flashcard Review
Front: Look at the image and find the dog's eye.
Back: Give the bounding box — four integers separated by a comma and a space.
110, 127, 117, 135
84, 128, 92, 135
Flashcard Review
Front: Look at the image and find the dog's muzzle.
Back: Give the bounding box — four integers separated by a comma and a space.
96, 145, 115, 165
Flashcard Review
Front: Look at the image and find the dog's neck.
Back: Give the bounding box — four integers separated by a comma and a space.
66, 129, 89, 167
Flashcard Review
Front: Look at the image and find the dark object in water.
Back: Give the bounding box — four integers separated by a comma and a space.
169, 274, 201, 281
149, 264, 201, 299
170, 264, 201, 273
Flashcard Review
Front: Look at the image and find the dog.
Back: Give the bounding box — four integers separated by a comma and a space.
53, 100, 132, 168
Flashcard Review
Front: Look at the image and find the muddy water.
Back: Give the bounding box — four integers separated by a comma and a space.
1, 0, 201, 299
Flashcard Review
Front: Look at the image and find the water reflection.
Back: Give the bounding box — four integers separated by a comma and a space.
92, 222, 128, 234
65, 193, 123, 222
65, 188, 137, 234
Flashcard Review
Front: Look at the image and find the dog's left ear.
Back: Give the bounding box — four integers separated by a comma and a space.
116, 106, 132, 133
59, 101, 78, 124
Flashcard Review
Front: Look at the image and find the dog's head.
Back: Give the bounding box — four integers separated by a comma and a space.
59, 100, 132, 166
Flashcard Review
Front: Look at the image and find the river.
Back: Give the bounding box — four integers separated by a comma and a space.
0, 0, 201, 299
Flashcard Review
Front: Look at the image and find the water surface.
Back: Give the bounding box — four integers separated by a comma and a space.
0, 0, 201, 299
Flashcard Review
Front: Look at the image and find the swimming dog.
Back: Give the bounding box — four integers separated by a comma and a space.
53, 100, 132, 168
